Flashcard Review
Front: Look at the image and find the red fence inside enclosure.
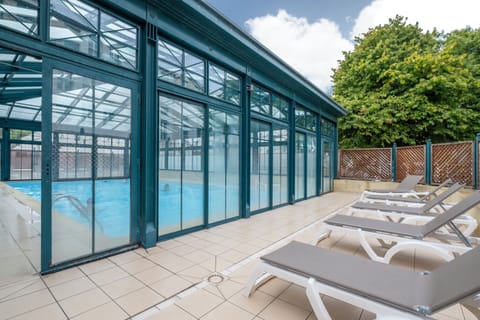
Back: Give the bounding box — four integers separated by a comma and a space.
396, 146, 425, 182
432, 142, 473, 186
338, 148, 392, 181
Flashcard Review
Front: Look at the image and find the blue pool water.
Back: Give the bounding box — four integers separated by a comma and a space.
7, 179, 239, 237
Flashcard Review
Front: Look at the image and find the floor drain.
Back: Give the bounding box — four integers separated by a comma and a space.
207, 273, 224, 284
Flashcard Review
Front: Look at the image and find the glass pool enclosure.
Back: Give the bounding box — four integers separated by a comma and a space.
0, 0, 344, 272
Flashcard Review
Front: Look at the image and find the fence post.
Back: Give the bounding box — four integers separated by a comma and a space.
425, 139, 432, 185
474, 133, 480, 189
391, 143, 397, 182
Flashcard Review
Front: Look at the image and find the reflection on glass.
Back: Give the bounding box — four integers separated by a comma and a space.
272, 95, 288, 121
250, 120, 270, 211
208, 110, 240, 223
272, 127, 288, 206
158, 95, 204, 236
323, 141, 333, 193
307, 135, 317, 197
295, 132, 305, 200
251, 85, 270, 115
0, 0, 39, 35
51, 70, 131, 264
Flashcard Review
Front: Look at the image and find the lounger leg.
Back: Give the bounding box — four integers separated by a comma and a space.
306, 278, 333, 320
357, 229, 385, 263
313, 226, 331, 245
384, 241, 455, 263
243, 263, 275, 297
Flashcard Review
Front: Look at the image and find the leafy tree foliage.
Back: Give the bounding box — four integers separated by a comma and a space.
333, 16, 480, 148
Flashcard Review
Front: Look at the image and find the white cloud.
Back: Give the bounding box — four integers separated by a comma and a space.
352, 0, 480, 38
246, 10, 352, 91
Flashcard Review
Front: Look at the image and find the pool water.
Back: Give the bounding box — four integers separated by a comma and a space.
7, 179, 240, 237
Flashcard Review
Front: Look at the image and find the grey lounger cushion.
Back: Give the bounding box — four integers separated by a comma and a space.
364, 175, 424, 193
262, 241, 480, 316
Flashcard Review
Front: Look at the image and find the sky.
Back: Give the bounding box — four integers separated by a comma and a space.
205, 0, 480, 92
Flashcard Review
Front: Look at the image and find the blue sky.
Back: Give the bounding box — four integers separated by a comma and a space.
203, 0, 480, 91
205, 0, 371, 37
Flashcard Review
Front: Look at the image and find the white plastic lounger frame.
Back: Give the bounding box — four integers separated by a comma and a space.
314, 191, 480, 263
360, 175, 426, 201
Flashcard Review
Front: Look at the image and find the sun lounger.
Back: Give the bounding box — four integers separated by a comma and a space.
244, 241, 480, 320
360, 175, 426, 200
350, 183, 477, 236
363, 178, 453, 205
314, 191, 480, 263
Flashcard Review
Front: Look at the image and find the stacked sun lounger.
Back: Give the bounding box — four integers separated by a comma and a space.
244, 179, 480, 319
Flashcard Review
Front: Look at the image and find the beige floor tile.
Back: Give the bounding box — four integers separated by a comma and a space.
358, 309, 375, 320
148, 251, 196, 273
120, 258, 156, 275
42, 267, 84, 287
50, 276, 96, 301
205, 279, 244, 299
78, 259, 116, 275
258, 298, 310, 320
278, 284, 312, 311
0, 288, 55, 319
72, 301, 129, 320
58, 288, 110, 319
108, 251, 142, 265
257, 278, 290, 297
146, 304, 196, 320
177, 264, 211, 283
101, 275, 144, 299
175, 289, 224, 318
322, 296, 365, 319
9, 303, 66, 320
201, 301, 255, 320
88, 266, 129, 287
150, 274, 193, 298
134, 265, 172, 285
462, 305, 480, 320
156, 239, 183, 250
169, 244, 197, 256
200, 256, 233, 273
0, 278, 45, 302
115, 287, 164, 316
184, 249, 214, 264
434, 303, 465, 320
229, 290, 275, 315
218, 249, 247, 264
202, 243, 230, 255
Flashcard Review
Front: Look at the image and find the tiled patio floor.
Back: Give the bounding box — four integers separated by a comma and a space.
0, 191, 476, 320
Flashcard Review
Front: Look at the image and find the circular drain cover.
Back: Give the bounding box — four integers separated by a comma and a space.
207, 273, 224, 284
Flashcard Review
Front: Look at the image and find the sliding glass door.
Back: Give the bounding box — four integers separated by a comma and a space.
158, 95, 205, 236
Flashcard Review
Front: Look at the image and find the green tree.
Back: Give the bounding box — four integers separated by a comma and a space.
333, 16, 480, 148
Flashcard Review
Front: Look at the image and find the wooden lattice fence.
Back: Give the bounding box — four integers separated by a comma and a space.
338, 140, 478, 187
396, 146, 425, 182
338, 148, 392, 181
432, 142, 473, 186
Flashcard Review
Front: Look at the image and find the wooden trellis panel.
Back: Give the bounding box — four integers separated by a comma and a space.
339, 148, 392, 181
396, 146, 425, 182
432, 142, 473, 186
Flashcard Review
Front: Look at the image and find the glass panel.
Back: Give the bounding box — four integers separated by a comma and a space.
321, 118, 336, 137
184, 52, 204, 92
295, 108, 305, 128
251, 85, 270, 115
51, 70, 131, 264
323, 141, 332, 193
307, 135, 317, 197
272, 95, 288, 121
100, 12, 137, 69
208, 64, 240, 105
208, 110, 240, 223
272, 127, 288, 206
158, 96, 204, 235
305, 111, 316, 131
0, 0, 39, 35
50, 0, 98, 56
295, 132, 305, 200
250, 120, 270, 212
